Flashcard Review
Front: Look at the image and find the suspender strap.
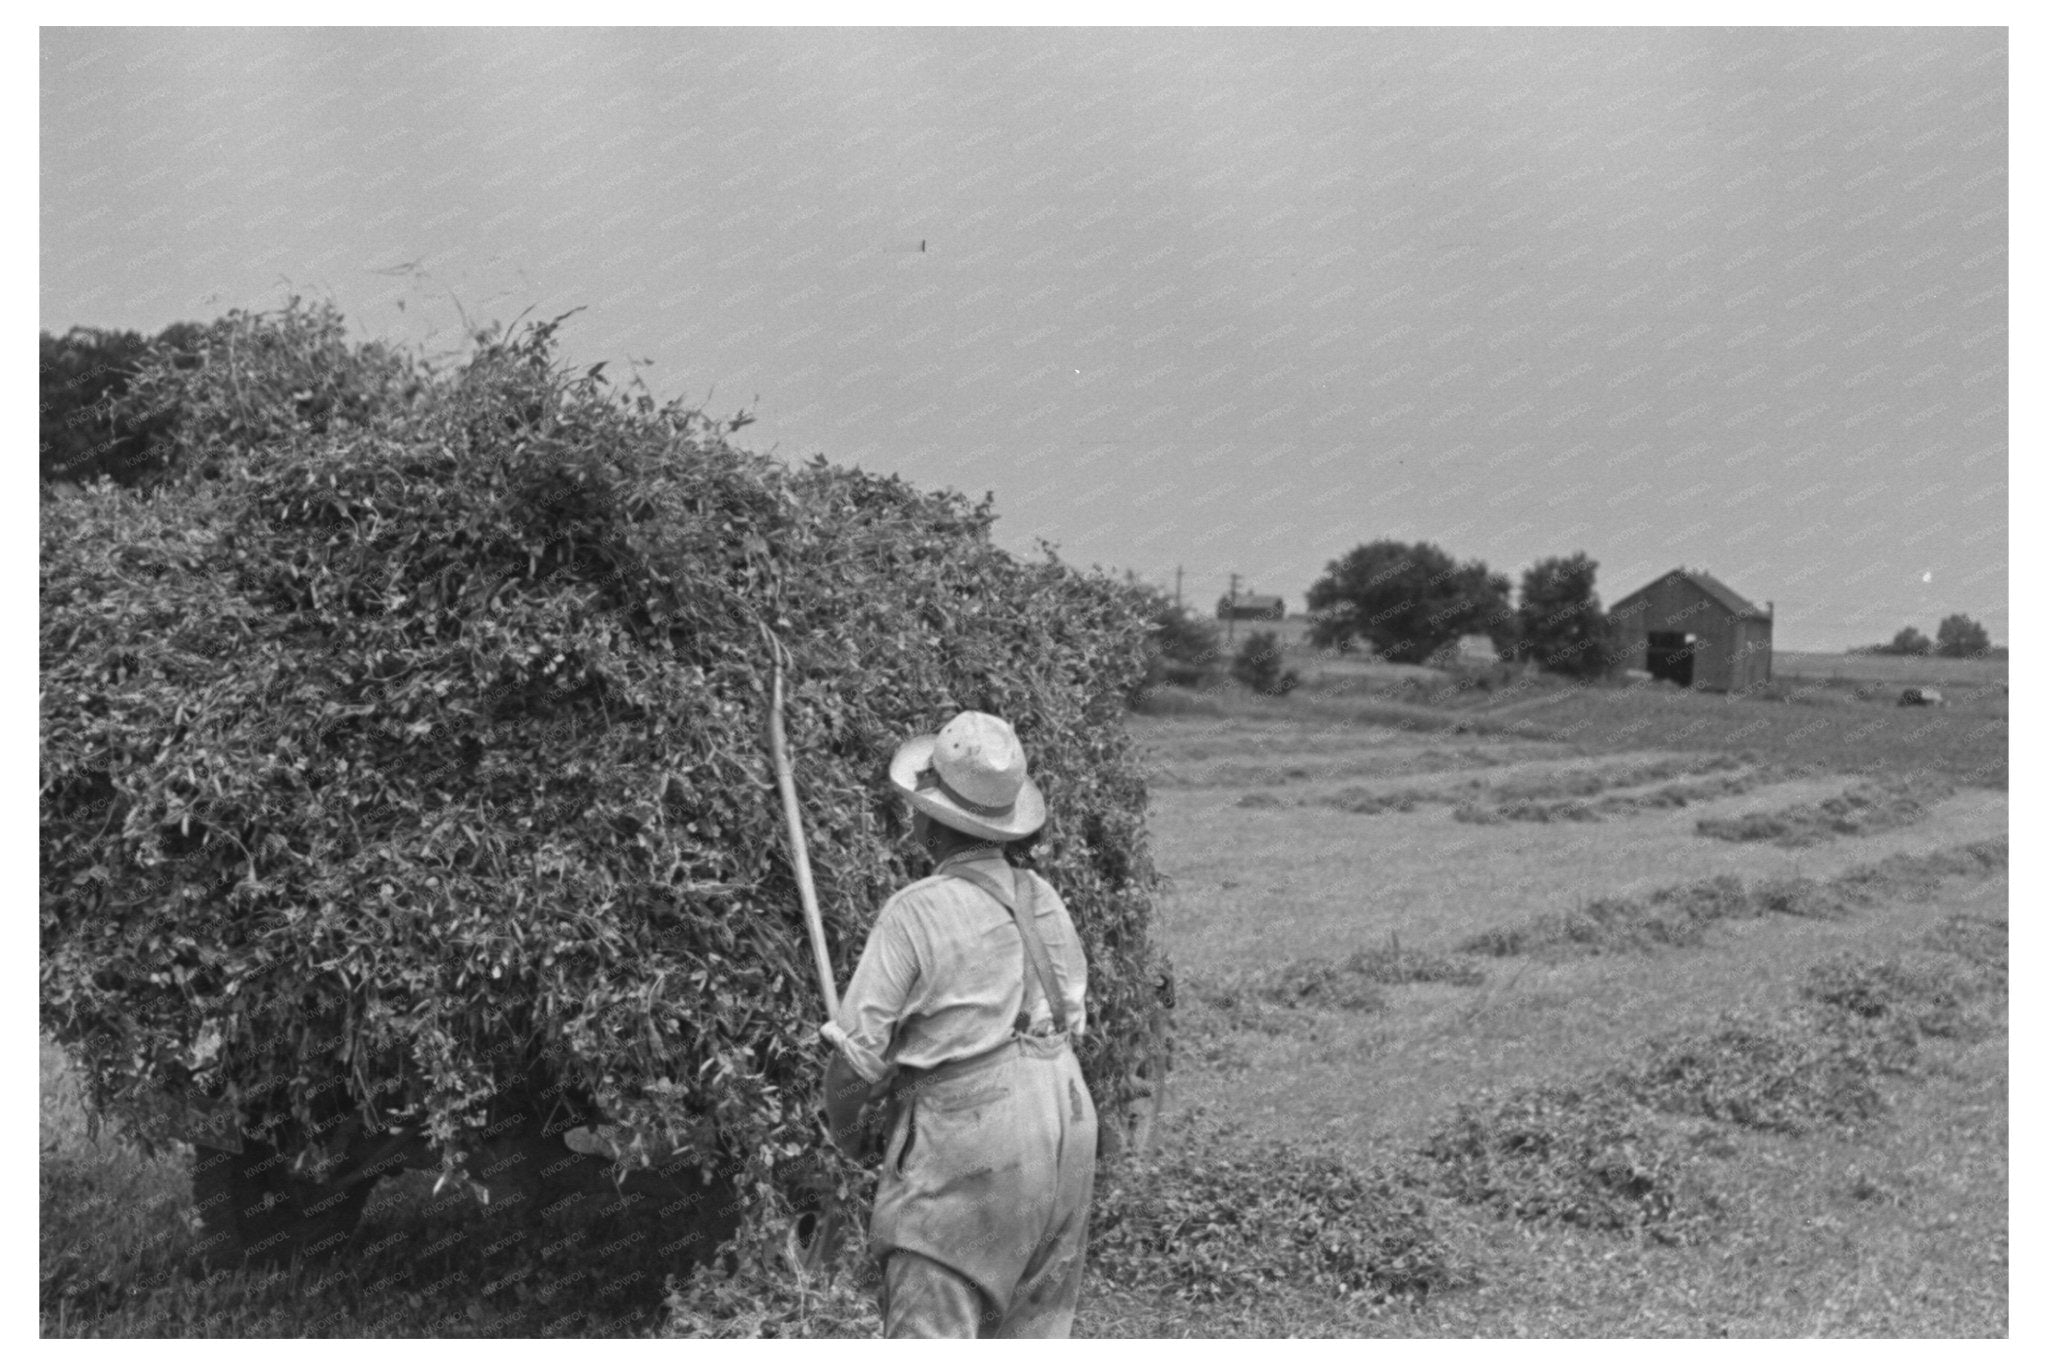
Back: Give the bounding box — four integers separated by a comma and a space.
946, 865, 1070, 1035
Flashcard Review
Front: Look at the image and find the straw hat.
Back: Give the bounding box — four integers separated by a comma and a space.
888, 711, 1046, 842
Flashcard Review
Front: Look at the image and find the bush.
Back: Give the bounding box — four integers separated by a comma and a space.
39, 300, 1167, 1235
1134, 589, 1223, 697
1230, 629, 1299, 696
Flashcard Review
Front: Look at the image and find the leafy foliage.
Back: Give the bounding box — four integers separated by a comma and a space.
1935, 613, 1991, 659
39, 300, 1166, 1232
1878, 625, 1934, 656
39, 323, 206, 488
1091, 1116, 1465, 1306
1132, 583, 1222, 695
1229, 629, 1299, 696
1513, 552, 1618, 680
1304, 539, 1511, 664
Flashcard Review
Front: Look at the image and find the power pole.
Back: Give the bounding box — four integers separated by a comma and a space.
1226, 571, 1241, 646
1174, 565, 1183, 612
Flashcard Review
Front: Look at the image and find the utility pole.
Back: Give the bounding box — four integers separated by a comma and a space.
1174, 565, 1183, 613
1226, 571, 1241, 646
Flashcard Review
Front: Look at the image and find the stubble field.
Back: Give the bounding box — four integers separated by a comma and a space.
1077, 675, 2007, 1336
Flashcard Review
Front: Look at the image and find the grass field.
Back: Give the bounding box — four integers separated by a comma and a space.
41, 675, 2008, 1337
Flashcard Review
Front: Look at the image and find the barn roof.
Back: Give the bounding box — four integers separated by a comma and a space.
1613, 568, 1771, 620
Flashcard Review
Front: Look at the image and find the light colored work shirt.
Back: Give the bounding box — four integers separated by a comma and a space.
823, 847, 1089, 1086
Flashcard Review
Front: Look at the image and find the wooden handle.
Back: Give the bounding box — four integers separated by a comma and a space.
767, 639, 839, 1020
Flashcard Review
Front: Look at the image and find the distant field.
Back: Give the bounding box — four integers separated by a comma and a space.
1221, 623, 2006, 700
1772, 651, 2008, 689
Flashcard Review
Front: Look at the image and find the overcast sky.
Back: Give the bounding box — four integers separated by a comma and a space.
40, 27, 2008, 650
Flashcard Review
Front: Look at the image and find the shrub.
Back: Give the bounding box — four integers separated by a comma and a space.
1230, 629, 1299, 696
1134, 589, 1223, 697
39, 301, 1167, 1235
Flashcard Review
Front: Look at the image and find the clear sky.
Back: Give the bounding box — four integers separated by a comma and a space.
40, 26, 2008, 650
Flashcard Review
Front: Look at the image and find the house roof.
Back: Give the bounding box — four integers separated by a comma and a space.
1613, 568, 1771, 620
1220, 593, 1285, 609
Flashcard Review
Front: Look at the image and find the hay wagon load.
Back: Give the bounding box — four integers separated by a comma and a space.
39, 303, 1167, 1270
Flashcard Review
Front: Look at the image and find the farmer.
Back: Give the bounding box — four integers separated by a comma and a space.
820, 711, 1098, 1338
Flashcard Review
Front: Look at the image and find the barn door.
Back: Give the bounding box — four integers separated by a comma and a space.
1646, 631, 1694, 687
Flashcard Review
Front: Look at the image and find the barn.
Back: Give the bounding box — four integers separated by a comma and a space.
1216, 592, 1285, 622
1608, 568, 1773, 693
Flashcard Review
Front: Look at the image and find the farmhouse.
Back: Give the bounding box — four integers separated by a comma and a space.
1216, 591, 1285, 622
1609, 567, 1773, 693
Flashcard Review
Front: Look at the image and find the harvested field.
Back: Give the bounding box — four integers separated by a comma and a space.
1105, 685, 2006, 1335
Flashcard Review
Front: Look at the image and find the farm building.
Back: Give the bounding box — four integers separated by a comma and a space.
1609, 568, 1773, 693
1217, 591, 1285, 622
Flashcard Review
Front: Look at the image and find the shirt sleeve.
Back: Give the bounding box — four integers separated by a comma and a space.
822, 894, 924, 1085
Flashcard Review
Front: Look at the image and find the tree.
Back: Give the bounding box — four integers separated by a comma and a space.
1885, 625, 1933, 656
1515, 552, 1619, 679
1131, 584, 1222, 694
1232, 629, 1300, 695
1934, 613, 1990, 659
1306, 539, 1510, 665
40, 322, 205, 488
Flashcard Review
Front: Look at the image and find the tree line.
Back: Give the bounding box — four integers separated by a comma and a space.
1140, 540, 2001, 695
1855, 617, 1996, 660
1139, 540, 1622, 694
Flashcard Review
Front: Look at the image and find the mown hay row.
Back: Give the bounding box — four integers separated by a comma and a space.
1088, 1116, 1464, 1307
1458, 840, 2006, 959
1419, 910, 2006, 1239
1280, 753, 1755, 819
1695, 778, 1953, 847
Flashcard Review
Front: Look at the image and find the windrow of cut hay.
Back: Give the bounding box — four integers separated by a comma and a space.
1420, 908, 2006, 1243
39, 302, 1166, 1227
1693, 778, 1950, 847
1458, 840, 2007, 959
